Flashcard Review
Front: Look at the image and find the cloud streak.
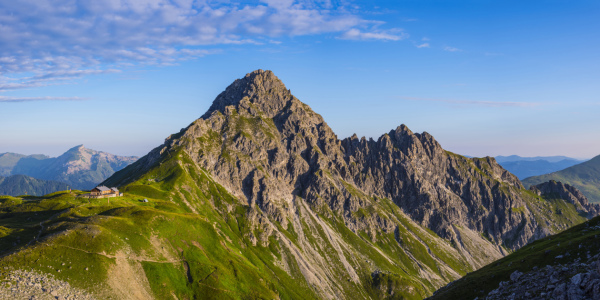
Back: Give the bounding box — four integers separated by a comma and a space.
443, 46, 462, 52
0, 69, 121, 92
340, 28, 407, 41
398, 96, 542, 108
0, 96, 87, 103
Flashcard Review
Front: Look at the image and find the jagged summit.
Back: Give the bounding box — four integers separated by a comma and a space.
107, 69, 579, 255
202, 69, 294, 119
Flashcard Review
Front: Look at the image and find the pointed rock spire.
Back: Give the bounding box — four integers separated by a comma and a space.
202, 69, 294, 118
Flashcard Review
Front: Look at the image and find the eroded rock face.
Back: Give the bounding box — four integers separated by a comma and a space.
109, 70, 572, 252
104, 70, 593, 298
530, 180, 600, 218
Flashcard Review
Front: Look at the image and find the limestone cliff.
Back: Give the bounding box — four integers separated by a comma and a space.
102, 70, 594, 298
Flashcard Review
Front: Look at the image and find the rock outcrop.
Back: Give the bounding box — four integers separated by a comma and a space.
530, 180, 600, 218
110, 70, 562, 251
483, 258, 600, 300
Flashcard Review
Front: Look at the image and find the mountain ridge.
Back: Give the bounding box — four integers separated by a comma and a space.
495, 155, 586, 164
523, 155, 600, 203
498, 159, 583, 179
108, 70, 559, 250
101, 70, 596, 297
0, 175, 70, 196
0, 145, 138, 190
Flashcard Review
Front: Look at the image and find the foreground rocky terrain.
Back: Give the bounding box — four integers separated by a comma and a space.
0, 269, 95, 300
0, 70, 596, 299
430, 214, 600, 300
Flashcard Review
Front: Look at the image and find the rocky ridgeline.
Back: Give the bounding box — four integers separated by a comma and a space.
531, 180, 600, 218
0, 269, 95, 300
109, 70, 582, 253
99, 70, 599, 298
481, 255, 600, 300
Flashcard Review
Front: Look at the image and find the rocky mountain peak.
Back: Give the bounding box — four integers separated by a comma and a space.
65, 144, 86, 153
202, 69, 294, 119
109, 69, 586, 256
96, 70, 600, 299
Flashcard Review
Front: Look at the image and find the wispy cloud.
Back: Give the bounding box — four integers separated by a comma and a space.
340, 28, 408, 41
0, 96, 87, 103
0, 69, 121, 92
0, 0, 405, 92
443, 46, 462, 52
416, 43, 430, 48
398, 96, 542, 108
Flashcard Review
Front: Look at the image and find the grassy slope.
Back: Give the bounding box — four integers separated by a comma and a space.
0, 148, 496, 299
429, 215, 600, 300
0, 174, 70, 196
0, 135, 592, 299
523, 155, 600, 203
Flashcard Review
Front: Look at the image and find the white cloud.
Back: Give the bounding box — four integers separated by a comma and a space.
416, 43, 430, 48
0, 96, 87, 102
443, 46, 462, 52
340, 28, 408, 41
0, 1, 405, 92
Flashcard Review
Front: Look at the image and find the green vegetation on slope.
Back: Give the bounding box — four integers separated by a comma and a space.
0, 174, 70, 196
523, 154, 600, 203
429, 215, 600, 300
0, 148, 498, 299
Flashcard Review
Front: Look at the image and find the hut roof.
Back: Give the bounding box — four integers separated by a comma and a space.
95, 186, 110, 192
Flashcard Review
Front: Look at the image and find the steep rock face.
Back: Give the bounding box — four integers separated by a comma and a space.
107, 70, 579, 251
119, 70, 536, 249
339, 127, 529, 248
104, 70, 591, 299
530, 180, 600, 218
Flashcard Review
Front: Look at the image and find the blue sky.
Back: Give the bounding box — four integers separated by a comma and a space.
1, 0, 598, 158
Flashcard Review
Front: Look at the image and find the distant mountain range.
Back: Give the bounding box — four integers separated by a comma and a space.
0, 175, 70, 196
495, 155, 586, 164
496, 157, 584, 179
0, 145, 138, 191
523, 155, 600, 203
